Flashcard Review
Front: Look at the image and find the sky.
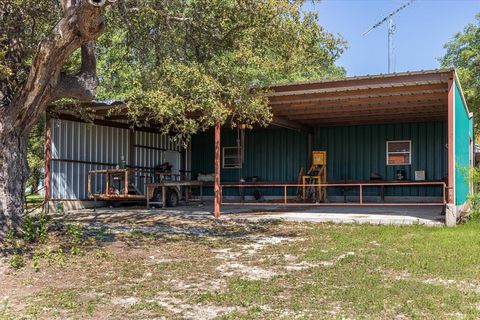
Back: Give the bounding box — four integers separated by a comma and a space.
306, 0, 480, 76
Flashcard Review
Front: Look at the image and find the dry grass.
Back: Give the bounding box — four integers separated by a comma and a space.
2, 212, 480, 319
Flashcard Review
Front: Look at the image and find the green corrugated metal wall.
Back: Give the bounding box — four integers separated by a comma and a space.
454, 80, 472, 205
313, 121, 448, 197
191, 128, 308, 196
191, 121, 448, 198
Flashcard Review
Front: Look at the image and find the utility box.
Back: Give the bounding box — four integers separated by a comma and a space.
312, 151, 327, 166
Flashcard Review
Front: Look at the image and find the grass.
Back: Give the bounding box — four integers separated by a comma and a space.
2, 217, 480, 319
24, 194, 44, 211
25, 194, 44, 204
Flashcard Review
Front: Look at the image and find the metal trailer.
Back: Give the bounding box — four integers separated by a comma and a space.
87, 168, 203, 209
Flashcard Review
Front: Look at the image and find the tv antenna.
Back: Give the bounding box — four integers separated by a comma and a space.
362, 0, 415, 73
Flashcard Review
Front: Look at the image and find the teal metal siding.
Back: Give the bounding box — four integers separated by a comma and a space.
191, 128, 308, 196
454, 80, 471, 205
314, 122, 448, 197
191, 121, 448, 198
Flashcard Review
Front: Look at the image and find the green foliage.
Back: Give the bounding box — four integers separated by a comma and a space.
96, 0, 346, 142
65, 223, 84, 255
9, 253, 24, 269
3, 0, 346, 144
31, 252, 41, 272
56, 202, 65, 214
23, 213, 50, 243
441, 13, 480, 131
26, 115, 45, 193
0, 1, 60, 106
467, 165, 480, 222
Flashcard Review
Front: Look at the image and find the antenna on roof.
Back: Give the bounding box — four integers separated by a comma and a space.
362, 0, 415, 73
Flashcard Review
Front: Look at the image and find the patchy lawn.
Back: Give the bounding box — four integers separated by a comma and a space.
1, 213, 480, 319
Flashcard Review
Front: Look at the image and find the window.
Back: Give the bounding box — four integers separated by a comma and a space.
222, 146, 242, 169
386, 140, 411, 165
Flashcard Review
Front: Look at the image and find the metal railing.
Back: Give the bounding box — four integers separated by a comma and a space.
220, 181, 446, 206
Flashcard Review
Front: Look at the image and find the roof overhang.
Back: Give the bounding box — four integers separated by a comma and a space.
48, 69, 455, 132
268, 69, 453, 129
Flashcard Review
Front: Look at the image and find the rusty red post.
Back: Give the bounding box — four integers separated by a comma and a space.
359, 185, 363, 205
214, 121, 221, 218
44, 112, 52, 202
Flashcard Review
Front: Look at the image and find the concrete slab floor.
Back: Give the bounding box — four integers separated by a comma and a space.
63, 202, 445, 227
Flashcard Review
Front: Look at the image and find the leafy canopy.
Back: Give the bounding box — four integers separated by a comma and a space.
441, 13, 480, 132
95, 0, 346, 142
2, 0, 345, 143
0, 1, 61, 107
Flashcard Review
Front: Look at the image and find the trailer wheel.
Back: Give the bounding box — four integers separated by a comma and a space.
151, 188, 163, 207
166, 188, 179, 207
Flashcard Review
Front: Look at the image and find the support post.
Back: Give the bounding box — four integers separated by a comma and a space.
446, 76, 456, 226
214, 122, 221, 218
307, 132, 312, 160
359, 185, 363, 205
128, 129, 135, 168
44, 112, 52, 202
124, 170, 128, 196
162, 185, 166, 208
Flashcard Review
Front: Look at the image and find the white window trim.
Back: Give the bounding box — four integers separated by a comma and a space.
386, 140, 412, 166
222, 146, 242, 169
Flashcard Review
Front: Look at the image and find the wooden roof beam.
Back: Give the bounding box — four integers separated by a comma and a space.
299, 112, 447, 125
270, 116, 312, 133
267, 80, 446, 100
271, 92, 447, 114
270, 89, 447, 107
299, 116, 447, 127
274, 100, 446, 117
286, 107, 446, 121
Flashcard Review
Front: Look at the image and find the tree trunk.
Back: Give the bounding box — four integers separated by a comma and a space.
0, 126, 28, 238
0, 0, 115, 239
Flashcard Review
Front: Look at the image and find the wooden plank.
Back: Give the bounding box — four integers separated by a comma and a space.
271, 116, 312, 132
270, 90, 447, 111
87, 173, 91, 196
53, 113, 166, 134
285, 104, 445, 118
299, 115, 447, 126
124, 170, 128, 196
270, 88, 447, 105
274, 100, 446, 117
299, 112, 447, 123
267, 81, 446, 100
286, 106, 445, 121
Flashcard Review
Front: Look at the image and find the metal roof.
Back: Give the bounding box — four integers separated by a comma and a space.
48, 69, 456, 131
267, 68, 454, 90
268, 69, 453, 130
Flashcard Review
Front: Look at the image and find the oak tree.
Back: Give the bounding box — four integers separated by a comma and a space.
1, 0, 346, 237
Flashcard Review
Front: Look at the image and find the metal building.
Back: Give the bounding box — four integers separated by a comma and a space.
44, 69, 474, 225
45, 102, 187, 210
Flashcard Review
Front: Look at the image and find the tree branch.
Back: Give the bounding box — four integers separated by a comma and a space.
52, 41, 98, 101
6, 0, 116, 133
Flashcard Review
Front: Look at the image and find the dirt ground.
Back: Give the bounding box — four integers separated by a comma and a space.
1, 208, 479, 319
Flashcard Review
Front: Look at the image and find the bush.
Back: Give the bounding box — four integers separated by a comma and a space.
467, 166, 480, 222
65, 223, 84, 255
23, 213, 50, 243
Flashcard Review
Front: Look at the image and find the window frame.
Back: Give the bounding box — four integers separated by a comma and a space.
222, 146, 243, 169
386, 140, 412, 166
